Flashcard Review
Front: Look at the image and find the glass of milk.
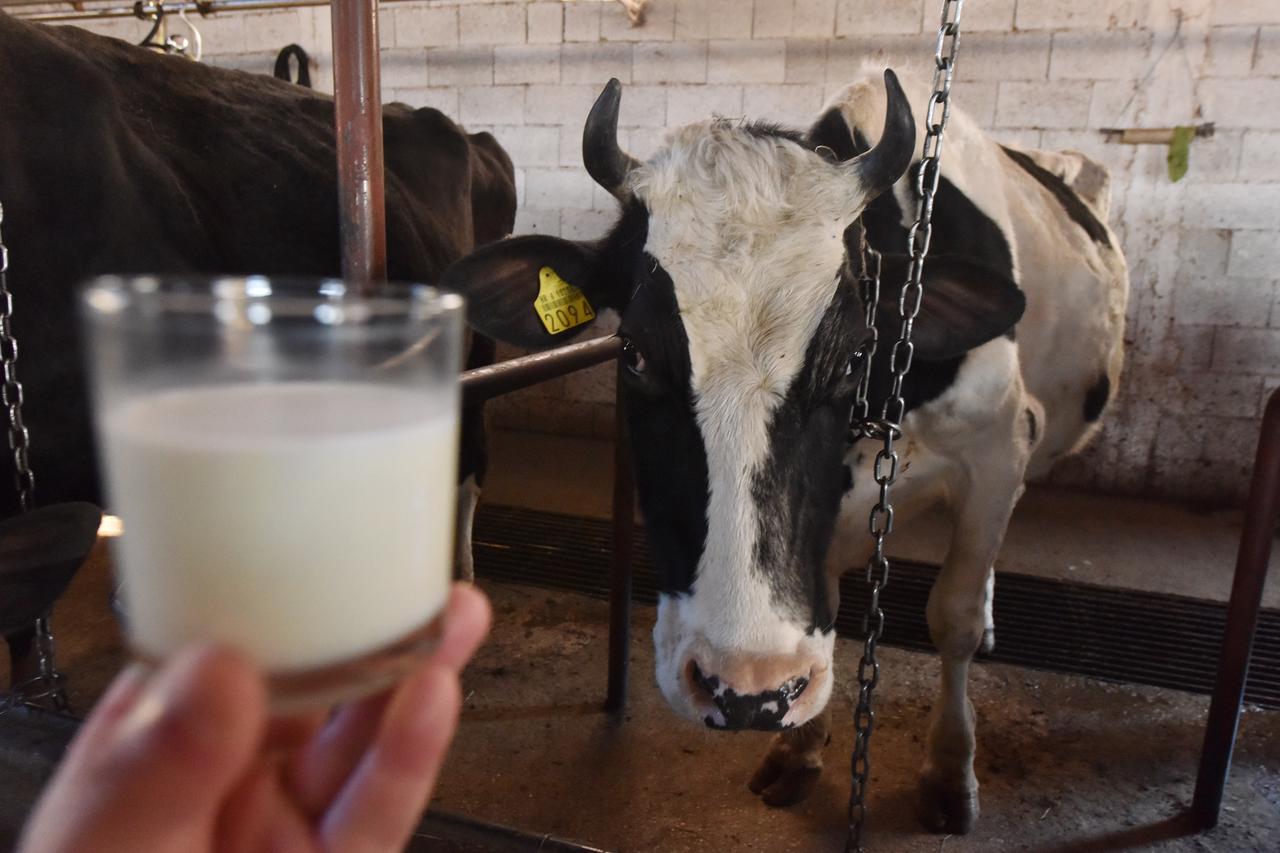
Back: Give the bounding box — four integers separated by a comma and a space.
80, 276, 463, 711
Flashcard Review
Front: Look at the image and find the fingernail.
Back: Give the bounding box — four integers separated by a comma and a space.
113, 645, 221, 747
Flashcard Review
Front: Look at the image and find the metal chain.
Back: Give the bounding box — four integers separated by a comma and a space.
0, 202, 34, 513
846, 1, 964, 850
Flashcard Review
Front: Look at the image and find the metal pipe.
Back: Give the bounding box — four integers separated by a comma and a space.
11, 0, 343, 23
330, 0, 386, 293
1189, 388, 1280, 829
605, 361, 634, 714
460, 336, 623, 408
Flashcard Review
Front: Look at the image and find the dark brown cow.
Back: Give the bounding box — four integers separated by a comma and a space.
0, 14, 516, 554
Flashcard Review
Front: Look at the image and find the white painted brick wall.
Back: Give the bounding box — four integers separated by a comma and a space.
45, 0, 1280, 505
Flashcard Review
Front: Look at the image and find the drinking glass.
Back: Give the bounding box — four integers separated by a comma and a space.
80, 275, 463, 711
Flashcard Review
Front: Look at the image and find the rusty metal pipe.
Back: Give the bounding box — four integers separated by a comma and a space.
330, 0, 386, 294
605, 360, 634, 713
1189, 388, 1280, 829
460, 336, 623, 408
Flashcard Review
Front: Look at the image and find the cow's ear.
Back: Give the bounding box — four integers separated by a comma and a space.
879, 255, 1026, 361
808, 107, 860, 161
440, 235, 609, 349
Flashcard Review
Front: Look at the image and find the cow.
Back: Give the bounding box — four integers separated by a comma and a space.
0, 13, 516, 578
442, 68, 1129, 833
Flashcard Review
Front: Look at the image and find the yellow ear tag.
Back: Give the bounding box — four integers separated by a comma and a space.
534, 266, 596, 335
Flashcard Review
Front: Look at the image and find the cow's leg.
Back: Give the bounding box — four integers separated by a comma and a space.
918, 451, 1029, 834
453, 473, 480, 581
748, 706, 831, 807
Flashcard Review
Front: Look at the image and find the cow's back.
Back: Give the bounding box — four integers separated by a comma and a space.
828, 70, 1128, 472
0, 15, 515, 515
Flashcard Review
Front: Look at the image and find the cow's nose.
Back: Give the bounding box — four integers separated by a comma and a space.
685, 659, 810, 730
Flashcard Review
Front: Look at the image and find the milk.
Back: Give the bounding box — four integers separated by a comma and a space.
102, 382, 458, 671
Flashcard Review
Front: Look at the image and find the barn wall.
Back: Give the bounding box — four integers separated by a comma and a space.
44, 0, 1280, 505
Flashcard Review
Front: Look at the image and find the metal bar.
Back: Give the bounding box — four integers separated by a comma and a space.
1189, 388, 1280, 829
330, 0, 386, 293
412, 810, 607, 853
604, 361, 634, 714
10, 0, 426, 23
460, 336, 623, 408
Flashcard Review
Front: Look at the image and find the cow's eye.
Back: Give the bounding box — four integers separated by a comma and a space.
622, 340, 647, 376
845, 343, 871, 378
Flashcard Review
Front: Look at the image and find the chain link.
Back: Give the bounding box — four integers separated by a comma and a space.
0, 203, 34, 513
846, 1, 964, 850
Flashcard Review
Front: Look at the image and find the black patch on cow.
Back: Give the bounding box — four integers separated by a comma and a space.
842, 465, 854, 494
1083, 373, 1111, 422
610, 209, 710, 599
1025, 407, 1039, 444
1000, 145, 1112, 249
694, 663, 807, 731
751, 285, 869, 631
741, 121, 807, 148
808, 109, 859, 161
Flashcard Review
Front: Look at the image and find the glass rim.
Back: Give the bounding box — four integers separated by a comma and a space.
79, 274, 465, 320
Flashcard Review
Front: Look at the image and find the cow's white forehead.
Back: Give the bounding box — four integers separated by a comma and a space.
628, 120, 866, 648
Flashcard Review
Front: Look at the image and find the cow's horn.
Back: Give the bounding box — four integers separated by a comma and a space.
849, 69, 917, 198
583, 78, 641, 201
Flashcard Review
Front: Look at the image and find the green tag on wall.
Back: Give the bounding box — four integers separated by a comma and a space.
1167, 125, 1194, 183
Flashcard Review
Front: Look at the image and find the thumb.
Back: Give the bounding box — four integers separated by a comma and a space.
21, 645, 267, 853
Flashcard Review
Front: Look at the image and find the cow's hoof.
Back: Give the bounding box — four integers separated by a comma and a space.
916, 775, 979, 834
748, 751, 822, 808
980, 626, 996, 654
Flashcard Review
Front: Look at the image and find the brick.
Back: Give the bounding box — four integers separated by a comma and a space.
1242, 131, 1280, 180
1158, 373, 1265, 418
1177, 229, 1232, 279
492, 125, 561, 167
1204, 78, 1280, 129
1211, 1, 1280, 26
459, 4, 526, 45
618, 85, 669, 127
380, 9, 397, 49
785, 40, 827, 83
1088, 80, 1141, 128
1152, 413, 1203, 459
753, 0, 794, 38
1183, 184, 1280, 229
634, 41, 708, 83
1165, 324, 1216, 371
459, 86, 525, 126
948, 0, 1014, 32
1050, 30, 1153, 80
959, 32, 1052, 82
526, 84, 601, 126
560, 124, 591, 168
1015, 0, 1140, 30
525, 167, 596, 209
629, 127, 669, 159
512, 167, 526, 207
514, 207, 561, 237
387, 86, 459, 117
1213, 327, 1280, 373
708, 0, 753, 38
1204, 26, 1259, 77
602, 0, 676, 41
1227, 230, 1280, 279
675, 0, 711, 39
835, 0, 924, 36
1172, 274, 1275, 327
494, 44, 561, 84
426, 46, 493, 86
561, 42, 633, 84
562, 208, 618, 240
995, 81, 1091, 129
743, 84, 825, 126
1257, 27, 1280, 74
394, 5, 458, 48
564, 2, 601, 41
88, 16, 160, 43
825, 35, 932, 84
234, 10, 311, 52
792, 0, 837, 38
956, 81, 998, 128
666, 84, 744, 125
708, 39, 786, 84
380, 50, 429, 89
527, 3, 564, 44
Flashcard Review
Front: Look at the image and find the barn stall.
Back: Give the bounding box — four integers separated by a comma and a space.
0, 0, 1278, 851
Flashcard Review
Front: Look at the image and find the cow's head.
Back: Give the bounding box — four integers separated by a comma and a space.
443, 70, 1024, 730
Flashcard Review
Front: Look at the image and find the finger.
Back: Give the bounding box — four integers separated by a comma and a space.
53, 662, 149, 768
20, 646, 268, 853
285, 583, 490, 814
429, 583, 492, 674
318, 664, 461, 853
215, 758, 314, 853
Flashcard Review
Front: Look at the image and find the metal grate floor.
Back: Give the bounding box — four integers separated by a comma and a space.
473, 505, 1280, 708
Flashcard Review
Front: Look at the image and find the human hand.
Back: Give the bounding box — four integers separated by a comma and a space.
19, 583, 491, 853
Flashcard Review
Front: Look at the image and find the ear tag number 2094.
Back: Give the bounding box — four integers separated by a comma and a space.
534, 266, 595, 335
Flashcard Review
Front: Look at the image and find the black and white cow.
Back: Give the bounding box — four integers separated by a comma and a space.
443, 68, 1128, 833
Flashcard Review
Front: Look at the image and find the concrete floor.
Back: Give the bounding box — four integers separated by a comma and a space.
2, 429, 1278, 850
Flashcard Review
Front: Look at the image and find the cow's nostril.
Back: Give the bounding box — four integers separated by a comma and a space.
780, 674, 809, 703
688, 660, 719, 700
